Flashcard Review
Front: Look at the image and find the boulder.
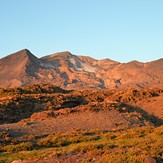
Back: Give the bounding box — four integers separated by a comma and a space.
144, 157, 156, 163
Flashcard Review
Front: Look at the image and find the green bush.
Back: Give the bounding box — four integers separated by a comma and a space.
3, 142, 34, 152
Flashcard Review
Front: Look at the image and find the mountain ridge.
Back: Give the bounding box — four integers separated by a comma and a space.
0, 49, 162, 89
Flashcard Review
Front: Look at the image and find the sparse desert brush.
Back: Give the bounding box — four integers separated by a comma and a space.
68, 142, 115, 156
21, 134, 36, 141
117, 131, 138, 139
154, 125, 163, 135
103, 131, 119, 140
81, 157, 93, 163
37, 135, 53, 147
87, 148, 105, 157
3, 142, 34, 152
68, 142, 102, 154
37, 131, 101, 148
83, 129, 106, 135
68, 144, 88, 153
37, 134, 72, 147
0, 126, 163, 162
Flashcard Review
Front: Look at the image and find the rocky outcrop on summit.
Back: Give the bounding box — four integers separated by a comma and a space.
0, 49, 162, 89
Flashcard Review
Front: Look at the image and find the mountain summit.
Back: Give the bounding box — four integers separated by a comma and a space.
0, 49, 162, 89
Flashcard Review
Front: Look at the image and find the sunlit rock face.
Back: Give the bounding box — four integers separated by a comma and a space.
0, 49, 162, 89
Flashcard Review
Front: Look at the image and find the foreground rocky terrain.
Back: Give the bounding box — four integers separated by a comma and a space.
0, 49, 163, 89
0, 84, 163, 162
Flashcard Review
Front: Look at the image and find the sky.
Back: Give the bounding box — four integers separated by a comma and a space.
0, 0, 163, 62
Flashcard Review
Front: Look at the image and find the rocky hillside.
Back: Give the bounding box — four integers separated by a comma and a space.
0, 84, 163, 162
0, 49, 162, 89
0, 83, 162, 126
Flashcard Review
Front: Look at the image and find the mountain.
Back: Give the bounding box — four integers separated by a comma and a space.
0, 49, 41, 87
0, 49, 162, 89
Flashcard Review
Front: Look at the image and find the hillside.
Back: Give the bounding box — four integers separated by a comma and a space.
0, 49, 162, 89
0, 83, 162, 125
0, 84, 163, 162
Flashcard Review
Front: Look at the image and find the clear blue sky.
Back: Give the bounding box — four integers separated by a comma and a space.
0, 0, 163, 62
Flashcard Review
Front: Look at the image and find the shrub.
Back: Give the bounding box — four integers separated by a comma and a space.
3, 142, 34, 152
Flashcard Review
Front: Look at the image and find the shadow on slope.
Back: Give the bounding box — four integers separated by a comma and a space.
0, 94, 87, 124
119, 103, 163, 126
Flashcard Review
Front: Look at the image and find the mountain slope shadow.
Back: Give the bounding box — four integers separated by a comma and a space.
0, 95, 88, 124
120, 103, 163, 126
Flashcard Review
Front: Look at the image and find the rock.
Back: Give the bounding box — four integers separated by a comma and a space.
11, 160, 22, 163
122, 107, 127, 112
30, 111, 55, 121
18, 120, 28, 126
144, 157, 156, 163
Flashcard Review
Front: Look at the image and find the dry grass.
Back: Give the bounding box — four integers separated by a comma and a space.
0, 126, 163, 162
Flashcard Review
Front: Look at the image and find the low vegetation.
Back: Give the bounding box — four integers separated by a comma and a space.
0, 84, 163, 162
0, 126, 163, 162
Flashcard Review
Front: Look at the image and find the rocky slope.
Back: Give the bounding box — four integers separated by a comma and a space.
0, 49, 162, 89
0, 84, 163, 162
0, 84, 162, 126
